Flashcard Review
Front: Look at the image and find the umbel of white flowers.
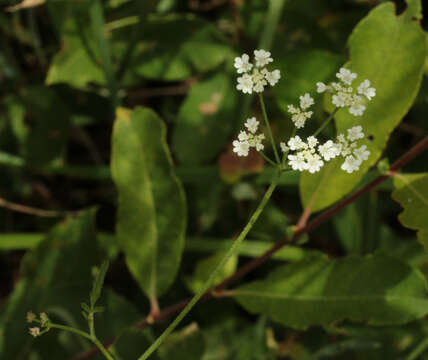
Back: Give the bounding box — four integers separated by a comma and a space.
234, 49, 281, 94
317, 68, 376, 116
232, 51, 376, 174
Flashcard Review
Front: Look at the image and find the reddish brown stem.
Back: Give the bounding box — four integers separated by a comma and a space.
70, 136, 428, 360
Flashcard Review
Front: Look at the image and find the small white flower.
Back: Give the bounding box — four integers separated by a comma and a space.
287, 135, 306, 151
233, 140, 250, 157
237, 74, 253, 94
316, 82, 327, 93
337, 134, 346, 143
306, 153, 324, 173
299, 93, 314, 109
280, 142, 289, 153
288, 153, 308, 171
349, 103, 366, 116
318, 140, 341, 161
341, 155, 361, 173
255, 138, 264, 151
238, 130, 249, 141
347, 125, 364, 141
353, 145, 370, 161
292, 112, 309, 129
287, 105, 299, 114
307, 136, 318, 149
332, 93, 346, 108
249, 133, 265, 150
254, 49, 273, 67
357, 79, 376, 100
336, 67, 357, 85
253, 80, 266, 93
234, 54, 253, 74
29, 327, 41, 338
245, 117, 259, 133
264, 69, 281, 86
27, 312, 36, 323
40, 313, 49, 327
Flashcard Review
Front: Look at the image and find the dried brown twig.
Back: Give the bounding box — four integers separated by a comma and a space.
0, 197, 81, 217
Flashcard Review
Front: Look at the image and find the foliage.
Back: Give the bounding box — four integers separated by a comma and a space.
0, 0, 427, 359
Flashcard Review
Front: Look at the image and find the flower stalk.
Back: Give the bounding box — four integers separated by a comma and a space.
259, 94, 281, 164
137, 169, 282, 360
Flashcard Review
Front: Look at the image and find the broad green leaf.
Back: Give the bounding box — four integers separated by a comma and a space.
134, 15, 234, 81
233, 253, 428, 329
111, 107, 186, 299
0, 210, 98, 359
392, 173, 428, 250
273, 50, 344, 112
300, 0, 426, 211
185, 251, 237, 294
173, 72, 238, 165
5, 86, 71, 166
46, 20, 105, 89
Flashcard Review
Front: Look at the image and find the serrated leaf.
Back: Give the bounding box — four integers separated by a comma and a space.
173, 72, 238, 165
233, 253, 428, 329
111, 107, 186, 299
392, 173, 428, 250
300, 0, 427, 212
90, 260, 109, 308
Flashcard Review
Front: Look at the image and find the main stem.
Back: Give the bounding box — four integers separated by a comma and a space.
258, 94, 281, 164
50, 324, 114, 360
137, 170, 282, 360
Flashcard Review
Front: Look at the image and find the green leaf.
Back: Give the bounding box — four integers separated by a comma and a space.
300, 0, 427, 212
133, 14, 234, 81
233, 253, 428, 329
392, 173, 428, 250
273, 50, 344, 112
173, 72, 238, 165
111, 107, 186, 299
113, 328, 160, 360
159, 323, 205, 360
0, 233, 43, 250
89, 260, 109, 309
0, 210, 98, 359
9, 86, 71, 167
80, 302, 91, 313
185, 251, 237, 294
46, 20, 105, 89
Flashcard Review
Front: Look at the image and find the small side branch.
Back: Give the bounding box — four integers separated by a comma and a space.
0, 197, 80, 217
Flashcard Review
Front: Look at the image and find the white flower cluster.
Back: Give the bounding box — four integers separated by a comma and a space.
232, 117, 265, 156
234, 50, 281, 94
317, 67, 376, 116
287, 93, 314, 129
280, 125, 370, 174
